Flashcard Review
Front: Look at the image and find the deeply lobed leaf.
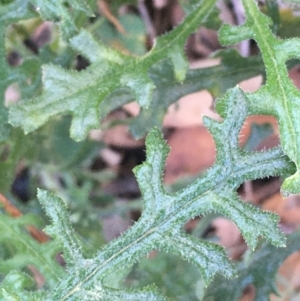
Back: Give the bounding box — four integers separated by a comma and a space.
2, 1, 300, 299
9, 0, 217, 141
219, 0, 300, 195
36, 87, 294, 300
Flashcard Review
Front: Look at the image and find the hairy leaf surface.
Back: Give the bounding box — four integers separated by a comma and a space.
2, 1, 300, 299
219, 0, 300, 195
37, 87, 294, 300
9, 0, 217, 141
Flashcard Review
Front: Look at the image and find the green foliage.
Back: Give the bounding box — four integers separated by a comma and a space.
125, 50, 265, 138
0, 0, 37, 94
128, 253, 203, 301
204, 231, 300, 301
9, 89, 295, 300
219, 0, 300, 195
94, 13, 147, 56
0, 211, 64, 288
1, 0, 300, 300
9, 0, 217, 141
28, 0, 94, 39
0, 271, 47, 300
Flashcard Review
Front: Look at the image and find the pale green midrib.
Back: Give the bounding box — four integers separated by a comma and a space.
0, 217, 60, 284
18, 0, 216, 117
60, 226, 157, 300
57, 148, 284, 300
245, 0, 297, 166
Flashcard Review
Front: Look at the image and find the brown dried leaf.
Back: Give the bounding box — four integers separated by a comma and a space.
164, 126, 215, 183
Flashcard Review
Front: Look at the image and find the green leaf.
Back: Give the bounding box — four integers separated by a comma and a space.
219, 0, 300, 195
129, 50, 265, 138
127, 252, 201, 300
77, 285, 167, 301
3, 0, 300, 299
0, 0, 34, 23
9, 0, 217, 141
0, 212, 64, 288
38, 189, 84, 267
38, 87, 294, 300
38, 116, 100, 168
37, 192, 167, 301
0, 271, 47, 301
28, 0, 94, 39
204, 231, 300, 301
265, 0, 280, 34
94, 50, 266, 139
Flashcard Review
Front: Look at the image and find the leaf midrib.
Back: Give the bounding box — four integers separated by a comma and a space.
57, 147, 285, 300
244, 0, 298, 166
19, 0, 217, 119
